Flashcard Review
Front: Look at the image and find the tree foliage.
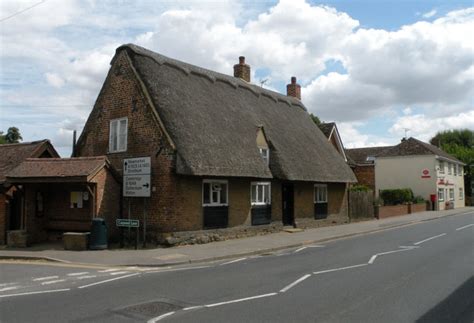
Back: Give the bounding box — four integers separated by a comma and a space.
310, 113, 321, 126
0, 127, 23, 144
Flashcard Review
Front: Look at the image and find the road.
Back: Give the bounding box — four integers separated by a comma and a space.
0, 212, 473, 323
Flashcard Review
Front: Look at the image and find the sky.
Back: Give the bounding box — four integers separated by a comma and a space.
1, 0, 473, 156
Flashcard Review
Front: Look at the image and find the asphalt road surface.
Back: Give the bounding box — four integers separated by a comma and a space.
1, 211, 473, 323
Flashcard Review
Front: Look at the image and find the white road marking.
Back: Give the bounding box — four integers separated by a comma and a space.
0, 282, 17, 287
308, 245, 325, 248
313, 263, 367, 275
220, 258, 247, 266
33, 276, 59, 281
0, 286, 18, 292
414, 233, 447, 245
98, 268, 120, 273
205, 293, 278, 308
109, 271, 130, 276
294, 247, 307, 253
76, 275, 97, 280
0, 288, 70, 299
147, 311, 176, 322
67, 272, 89, 276
145, 266, 211, 274
183, 305, 204, 311
41, 279, 65, 285
368, 247, 416, 265
78, 273, 139, 289
280, 274, 311, 293
456, 223, 474, 231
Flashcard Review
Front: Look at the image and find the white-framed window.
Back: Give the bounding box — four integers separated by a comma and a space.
203, 180, 228, 206
438, 161, 445, 174
109, 117, 128, 153
448, 163, 452, 175
251, 182, 271, 205
438, 188, 444, 201
454, 164, 457, 176
449, 188, 454, 201
259, 148, 269, 165
314, 184, 328, 203
459, 188, 464, 200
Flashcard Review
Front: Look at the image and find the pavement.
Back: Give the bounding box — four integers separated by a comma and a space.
0, 207, 472, 267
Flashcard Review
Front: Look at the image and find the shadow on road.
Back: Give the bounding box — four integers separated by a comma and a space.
416, 276, 474, 323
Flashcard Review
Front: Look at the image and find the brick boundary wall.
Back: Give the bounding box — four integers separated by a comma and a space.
377, 203, 427, 219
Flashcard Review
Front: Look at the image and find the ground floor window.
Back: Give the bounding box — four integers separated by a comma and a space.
449, 188, 454, 201
314, 184, 328, 203
251, 182, 271, 205
438, 188, 444, 201
203, 180, 228, 206
459, 188, 464, 200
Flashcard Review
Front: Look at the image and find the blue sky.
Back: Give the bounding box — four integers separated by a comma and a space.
1, 0, 473, 156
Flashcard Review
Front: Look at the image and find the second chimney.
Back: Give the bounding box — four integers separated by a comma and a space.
233, 56, 251, 82
287, 76, 301, 100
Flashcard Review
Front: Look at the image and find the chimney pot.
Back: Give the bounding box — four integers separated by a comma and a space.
234, 56, 251, 82
286, 76, 301, 100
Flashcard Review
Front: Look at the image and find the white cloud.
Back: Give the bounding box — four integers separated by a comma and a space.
422, 9, 437, 18
45, 73, 65, 88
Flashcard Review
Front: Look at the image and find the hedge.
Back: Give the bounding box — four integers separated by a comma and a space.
380, 188, 414, 205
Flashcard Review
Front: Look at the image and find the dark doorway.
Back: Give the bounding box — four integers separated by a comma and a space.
8, 190, 23, 230
282, 183, 294, 226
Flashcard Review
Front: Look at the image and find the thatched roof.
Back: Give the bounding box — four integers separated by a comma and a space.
0, 140, 59, 184
318, 122, 335, 139
119, 44, 356, 183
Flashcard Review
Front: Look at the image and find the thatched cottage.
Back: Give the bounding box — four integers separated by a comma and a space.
75, 44, 356, 242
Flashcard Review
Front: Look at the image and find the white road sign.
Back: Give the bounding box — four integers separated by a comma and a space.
123, 157, 151, 197
124, 157, 151, 175
123, 175, 151, 197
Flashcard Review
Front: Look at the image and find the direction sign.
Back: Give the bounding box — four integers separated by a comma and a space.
124, 175, 151, 197
116, 219, 140, 228
124, 157, 151, 176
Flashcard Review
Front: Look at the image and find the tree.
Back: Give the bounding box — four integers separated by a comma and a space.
310, 113, 321, 126
0, 127, 22, 144
430, 129, 474, 199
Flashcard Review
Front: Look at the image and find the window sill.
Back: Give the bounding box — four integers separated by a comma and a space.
203, 204, 228, 207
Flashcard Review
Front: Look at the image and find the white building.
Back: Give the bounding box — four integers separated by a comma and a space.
375, 137, 465, 210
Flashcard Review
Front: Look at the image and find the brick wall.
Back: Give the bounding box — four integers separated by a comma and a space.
352, 165, 375, 191
94, 168, 121, 239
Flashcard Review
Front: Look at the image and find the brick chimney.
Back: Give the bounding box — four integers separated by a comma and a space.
286, 76, 301, 100
233, 56, 250, 82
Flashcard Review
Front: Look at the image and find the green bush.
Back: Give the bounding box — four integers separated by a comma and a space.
380, 188, 414, 205
349, 184, 371, 192
412, 195, 425, 204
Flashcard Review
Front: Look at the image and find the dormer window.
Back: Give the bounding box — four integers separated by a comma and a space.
259, 148, 269, 165
366, 156, 375, 162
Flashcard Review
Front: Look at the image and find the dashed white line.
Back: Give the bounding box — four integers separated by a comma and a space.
78, 273, 139, 289
368, 247, 416, 265
280, 274, 311, 293
205, 293, 278, 308
67, 272, 89, 276
313, 263, 367, 275
414, 233, 447, 245
76, 275, 97, 280
41, 279, 65, 285
456, 223, 474, 231
33, 276, 59, 281
145, 266, 211, 274
0, 282, 17, 287
220, 258, 247, 266
109, 271, 130, 276
294, 247, 307, 253
0, 286, 18, 292
147, 311, 176, 322
0, 288, 70, 299
98, 268, 120, 273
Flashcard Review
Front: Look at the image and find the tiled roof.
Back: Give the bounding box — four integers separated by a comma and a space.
380, 137, 463, 163
318, 122, 335, 139
6, 157, 108, 182
0, 140, 59, 183
345, 146, 393, 165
